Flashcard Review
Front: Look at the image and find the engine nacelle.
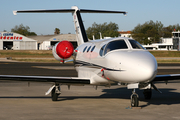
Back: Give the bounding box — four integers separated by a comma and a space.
52, 41, 74, 61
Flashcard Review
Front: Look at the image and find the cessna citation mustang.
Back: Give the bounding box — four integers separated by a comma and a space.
0, 6, 180, 107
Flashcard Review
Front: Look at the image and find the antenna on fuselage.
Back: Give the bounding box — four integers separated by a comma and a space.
99, 32, 102, 39
93, 35, 95, 40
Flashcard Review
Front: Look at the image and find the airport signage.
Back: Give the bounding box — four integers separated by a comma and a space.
0, 36, 23, 40
0, 33, 23, 40
3, 33, 14, 36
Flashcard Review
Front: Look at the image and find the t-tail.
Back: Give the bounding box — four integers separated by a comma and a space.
71, 6, 88, 46
13, 6, 127, 46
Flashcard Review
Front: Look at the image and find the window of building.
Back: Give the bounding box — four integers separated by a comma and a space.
159, 46, 166, 48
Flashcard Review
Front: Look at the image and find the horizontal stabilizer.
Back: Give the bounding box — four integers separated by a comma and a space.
13, 9, 74, 15
80, 9, 127, 15
13, 7, 127, 16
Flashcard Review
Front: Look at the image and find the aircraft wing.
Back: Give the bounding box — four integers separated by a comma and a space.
0, 75, 90, 84
153, 74, 180, 82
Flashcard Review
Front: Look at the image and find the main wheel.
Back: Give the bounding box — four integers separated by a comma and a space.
131, 95, 139, 107
51, 87, 59, 101
143, 89, 152, 100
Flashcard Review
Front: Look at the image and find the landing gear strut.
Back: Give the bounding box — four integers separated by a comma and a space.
51, 84, 61, 101
130, 89, 139, 107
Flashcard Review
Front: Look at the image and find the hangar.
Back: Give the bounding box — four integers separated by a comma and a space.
0, 32, 77, 50
28, 34, 77, 50
0, 32, 37, 50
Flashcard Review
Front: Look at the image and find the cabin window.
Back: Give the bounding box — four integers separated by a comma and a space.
83, 46, 87, 52
87, 46, 91, 52
129, 39, 145, 49
104, 40, 128, 55
91, 46, 96, 52
99, 44, 106, 56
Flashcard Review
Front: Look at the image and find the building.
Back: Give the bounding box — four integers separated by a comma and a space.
0, 32, 37, 50
172, 31, 180, 50
143, 38, 173, 50
0, 32, 77, 50
119, 31, 132, 38
120, 30, 180, 51
28, 34, 77, 50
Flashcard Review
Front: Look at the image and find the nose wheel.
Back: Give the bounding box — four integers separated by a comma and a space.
131, 89, 139, 107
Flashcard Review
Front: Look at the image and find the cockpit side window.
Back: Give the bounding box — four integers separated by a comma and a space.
99, 44, 106, 56
129, 39, 145, 49
104, 40, 128, 55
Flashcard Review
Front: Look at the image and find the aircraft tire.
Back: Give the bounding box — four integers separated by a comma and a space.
51, 87, 59, 101
143, 89, 152, 100
131, 95, 139, 107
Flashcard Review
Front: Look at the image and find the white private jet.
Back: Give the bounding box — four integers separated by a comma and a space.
1, 6, 180, 107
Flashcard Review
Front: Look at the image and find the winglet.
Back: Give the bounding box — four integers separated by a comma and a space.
13, 11, 17, 15
123, 12, 127, 16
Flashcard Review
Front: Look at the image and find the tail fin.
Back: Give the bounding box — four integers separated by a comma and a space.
71, 6, 88, 46
13, 6, 127, 46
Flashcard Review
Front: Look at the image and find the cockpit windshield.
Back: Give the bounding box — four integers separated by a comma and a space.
103, 40, 128, 55
129, 39, 145, 49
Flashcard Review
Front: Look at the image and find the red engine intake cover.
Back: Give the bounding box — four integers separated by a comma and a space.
56, 41, 74, 59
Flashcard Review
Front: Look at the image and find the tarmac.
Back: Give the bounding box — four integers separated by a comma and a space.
0, 61, 180, 120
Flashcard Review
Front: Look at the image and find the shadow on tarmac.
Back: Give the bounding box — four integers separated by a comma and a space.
0, 87, 180, 108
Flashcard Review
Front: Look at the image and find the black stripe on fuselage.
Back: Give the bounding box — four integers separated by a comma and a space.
76, 10, 88, 43
75, 60, 124, 71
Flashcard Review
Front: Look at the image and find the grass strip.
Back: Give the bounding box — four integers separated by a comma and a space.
157, 59, 180, 63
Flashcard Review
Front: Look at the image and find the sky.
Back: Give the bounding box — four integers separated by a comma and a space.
1, 0, 180, 35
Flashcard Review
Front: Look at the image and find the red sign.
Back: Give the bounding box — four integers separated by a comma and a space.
0, 36, 23, 40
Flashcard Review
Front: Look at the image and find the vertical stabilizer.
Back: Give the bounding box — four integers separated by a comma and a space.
71, 6, 88, 46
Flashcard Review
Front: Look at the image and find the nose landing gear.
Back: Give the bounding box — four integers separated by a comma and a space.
130, 89, 139, 107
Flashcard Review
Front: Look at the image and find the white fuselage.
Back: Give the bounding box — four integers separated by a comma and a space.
74, 37, 158, 85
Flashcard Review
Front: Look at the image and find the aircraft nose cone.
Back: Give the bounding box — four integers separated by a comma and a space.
128, 51, 157, 82
105, 50, 157, 83
138, 57, 157, 81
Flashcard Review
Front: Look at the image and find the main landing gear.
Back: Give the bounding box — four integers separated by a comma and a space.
51, 84, 61, 101
130, 89, 139, 107
143, 88, 152, 100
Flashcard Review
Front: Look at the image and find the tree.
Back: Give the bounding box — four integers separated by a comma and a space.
161, 24, 180, 38
161, 27, 173, 38
86, 22, 119, 40
131, 20, 163, 44
54, 28, 60, 34
11, 24, 37, 36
